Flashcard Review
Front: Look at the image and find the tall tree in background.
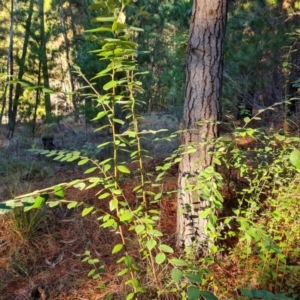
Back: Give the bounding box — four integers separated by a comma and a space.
39, 0, 52, 122
7, 0, 34, 138
59, 1, 82, 122
6, 0, 17, 136
177, 0, 228, 254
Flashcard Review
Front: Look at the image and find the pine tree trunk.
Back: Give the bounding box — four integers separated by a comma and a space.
7, 0, 16, 139
60, 7, 78, 122
39, 0, 52, 122
177, 0, 227, 255
8, 0, 34, 138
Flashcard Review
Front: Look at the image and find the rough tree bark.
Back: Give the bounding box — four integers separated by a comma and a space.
177, 0, 228, 255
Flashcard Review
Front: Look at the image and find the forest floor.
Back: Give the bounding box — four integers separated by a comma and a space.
0, 120, 181, 300
0, 120, 299, 299
0, 157, 178, 300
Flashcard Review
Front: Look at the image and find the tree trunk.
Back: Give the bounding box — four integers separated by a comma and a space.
8, 0, 34, 138
0, 84, 8, 125
177, 0, 228, 255
32, 57, 42, 136
39, 0, 52, 122
7, 0, 16, 138
59, 7, 78, 122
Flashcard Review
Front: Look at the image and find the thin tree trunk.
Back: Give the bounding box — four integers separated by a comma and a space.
0, 82, 8, 124
39, 0, 52, 122
177, 0, 228, 255
7, 0, 16, 138
8, 0, 34, 138
59, 7, 78, 122
32, 59, 42, 136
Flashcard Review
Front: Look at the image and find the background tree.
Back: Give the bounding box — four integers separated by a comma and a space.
177, 0, 228, 254
6, 0, 17, 138
223, 0, 300, 126
7, 0, 34, 138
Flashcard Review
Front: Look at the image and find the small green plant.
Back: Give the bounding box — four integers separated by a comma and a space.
10, 206, 47, 242
209, 110, 300, 298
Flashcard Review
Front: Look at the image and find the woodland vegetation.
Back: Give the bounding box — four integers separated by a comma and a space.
1, 0, 300, 299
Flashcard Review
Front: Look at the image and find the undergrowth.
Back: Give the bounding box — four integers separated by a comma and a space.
1, 1, 300, 300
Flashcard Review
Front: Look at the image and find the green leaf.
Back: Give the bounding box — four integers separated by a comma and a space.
128, 278, 139, 288
0, 201, 15, 214
146, 239, 157, 250
148, 229, 163, 237
252, 289, 274, 298
200, 291, 218, 300
242, 289, 294, 299
98, 192, 110, 199
159, 244, 174, 253
112, 189, 122, 195
186, 273, 201, 284
275, 134, 285, 141
42, 88, 55, 94
78, 158, 89, 166
140, 217, 155, 224
67, 201, 78, 209
187, 285, 200, 300
126, 293, 135, 300
112, 244, 123, 254
171, 268, 183, 283
113, 118, 124, 125
199, 208, 211, 218
170, 258, 187, 267
86, 27, 113, 33
109, 198, 118, 211
154, 193, 162, 201
88, 258, 99, 264
54, 186, 64, 199
135, 224, 145, 234
290, 149, 300, 170
129, 26, 144, 32
118, 268, 128, 276
155, 252, 166, 264
84, 167, 97, 174
214, 157, 221, 165
117, 165, 130, 174
102, 218, 116, 228
282, 61, 289, 67
92, 16, 117, 22
0, 201, 15, 215
120, 210, 133, 222
243, 116, 251, 123
103, 80, 118, 91
88, 269, 95, 277
92, 111, 108, 121
124, 255, 133, 268
48, 201, 60, 208
103, 164, 111, 172
32, 194, 48, 208
74, 182, 86, 190
82, 206, 94, 216
240, 289, 253, 298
